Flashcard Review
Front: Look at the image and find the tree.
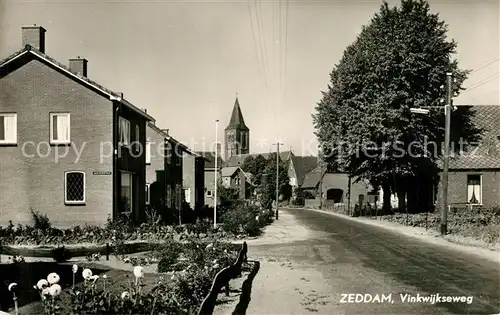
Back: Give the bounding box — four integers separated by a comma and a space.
259, 154, 292, 209
313, 0, 481, 213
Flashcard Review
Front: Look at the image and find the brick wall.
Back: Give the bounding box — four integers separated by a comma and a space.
0, 58, 113, 228
437, 170, 500, 209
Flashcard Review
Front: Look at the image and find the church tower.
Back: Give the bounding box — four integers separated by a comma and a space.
225, 96, 250, 161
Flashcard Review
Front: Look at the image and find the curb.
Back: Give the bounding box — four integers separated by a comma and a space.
285, 207, 500, 263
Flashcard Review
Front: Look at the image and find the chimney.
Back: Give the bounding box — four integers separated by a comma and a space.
161, 129, 169, 135
22, 25, 46, 53
69, 57, 88, 77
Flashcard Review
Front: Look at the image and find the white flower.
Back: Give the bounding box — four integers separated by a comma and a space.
47, 272, 60, 285
89, 275, 99, 281
133, 266, 144, 279
37, 279, 49, 290
212, 259, 217, 264
49, 284, 62, 297
8, 283, 17, 292
121, 291, 130, 300
206, 243, 213, 249
72, 264, 78, 274
82, 268, 93, 280
204, 266, 208, 270
102, 274, 107, 279
255, 215, 259, 221
33, 285, 38, 290
213, 264, 220, 269
224, 249, 228, 253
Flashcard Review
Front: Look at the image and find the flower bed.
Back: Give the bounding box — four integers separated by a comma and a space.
2, 239, 245, 315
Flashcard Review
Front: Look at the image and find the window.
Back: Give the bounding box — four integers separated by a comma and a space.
0, 113, 17, 144
207, 190, 212, 197
467, 174, 482, 204
166, 141, 172, 164
119, 117, 130, 146
49, 113, 70, 144
184, 188, 191, 203
146, 141, 151, 164
64, 171, 85, 204
120, 172, 133, 213
166, 184, 172, 208
145, 184, 150, 205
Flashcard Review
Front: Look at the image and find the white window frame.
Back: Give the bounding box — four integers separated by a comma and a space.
184, 188, 191, 203
118, 117, 131, 147
145, 183, 151, 205
146, 141, 152, 164
467, 174, 483, 205
50, 113, 71, 145
0, 113, 17, 145
207, 190, 212, 197
64, 171, 86, 205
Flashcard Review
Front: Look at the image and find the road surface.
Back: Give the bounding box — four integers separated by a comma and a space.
240, 208, 500, 315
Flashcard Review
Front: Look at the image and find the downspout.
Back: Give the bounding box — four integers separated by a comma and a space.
110, 93, 123, 221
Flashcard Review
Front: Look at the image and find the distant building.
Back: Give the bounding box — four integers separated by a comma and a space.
197, 151, 223, 206
225, 96, 250, 161
225, 151, 294, 168
221, 166, 248, 199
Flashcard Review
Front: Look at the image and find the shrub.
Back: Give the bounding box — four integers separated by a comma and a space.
243, 219, 262, 237
30, 208, 52, 231
52, 246, 72, 263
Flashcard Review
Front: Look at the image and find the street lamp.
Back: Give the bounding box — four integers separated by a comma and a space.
410, 72, 453, 236
214, 119, 219, 229
273, 141, 284, 220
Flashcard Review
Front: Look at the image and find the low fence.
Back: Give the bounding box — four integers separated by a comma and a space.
198, 242, 248, 315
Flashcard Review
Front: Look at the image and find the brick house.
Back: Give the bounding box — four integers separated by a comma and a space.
436, 105, 500, 209
182, 150, 205, 215
221, 166, 248, 199
197, 151, 223, 206
146, 122, 202, 223
288, 156, 318, 200
301, 168, 373, 209
0, 26, 154, 227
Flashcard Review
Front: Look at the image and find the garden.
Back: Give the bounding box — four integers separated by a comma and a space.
0, 197, 273, 315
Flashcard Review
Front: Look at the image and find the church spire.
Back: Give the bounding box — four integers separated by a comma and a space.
225, 95, 249, 131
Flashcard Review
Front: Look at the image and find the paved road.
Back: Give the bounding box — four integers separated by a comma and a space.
245, 208, 500, 315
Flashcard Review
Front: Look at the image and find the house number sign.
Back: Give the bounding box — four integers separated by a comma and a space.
93, 171, 112, 175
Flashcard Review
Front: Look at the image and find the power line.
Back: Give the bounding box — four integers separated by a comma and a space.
254, 0, 269, 87
462, 73, 499, 94
470, 58, 500, 74
247, 1, 265, 89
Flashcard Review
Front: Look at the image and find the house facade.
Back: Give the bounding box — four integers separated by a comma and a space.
436, 105, 500, 209
288, 155, 318, 198
301, 168, 374, 209
221, 166, 247, 199
146, 123, 198, 224
182, 146, 205, 215
0, 26, 154, 227
197, 151, 223, 206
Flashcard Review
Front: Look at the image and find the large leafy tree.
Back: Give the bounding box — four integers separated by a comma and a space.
313, 0, 481, 212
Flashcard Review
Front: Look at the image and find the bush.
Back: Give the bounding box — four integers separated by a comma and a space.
30, 208, 52, 231
52, 246, 72, 263
156, 239, 184, 272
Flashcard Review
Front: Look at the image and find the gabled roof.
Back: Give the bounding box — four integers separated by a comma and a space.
146, 122, 200, 157
197, 151, 224, 169
301, 166, 327, 189
225, 151, 293, 167
0, 45, 155, 122
221, 166, 243, 177
439, 105, 500, 170
290, 156, 318, 186
225, 97, 249, 131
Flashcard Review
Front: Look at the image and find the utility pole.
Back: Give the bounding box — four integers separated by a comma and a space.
274, 141, 283, 220
214, 119, 219, 229
318, 155, 323, 210
440, 72, 453, 236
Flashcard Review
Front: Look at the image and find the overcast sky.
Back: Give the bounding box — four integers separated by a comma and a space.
0, 0, 498, 156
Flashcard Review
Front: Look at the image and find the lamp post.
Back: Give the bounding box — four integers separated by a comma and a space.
214, 119, 219, 229
410, 72, 453, 236
273, 142, 284, 220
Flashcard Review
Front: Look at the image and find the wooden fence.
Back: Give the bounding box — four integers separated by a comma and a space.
197, 242, 248, 315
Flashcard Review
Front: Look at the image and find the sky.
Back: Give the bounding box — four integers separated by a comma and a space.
0, 0, 498, 158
